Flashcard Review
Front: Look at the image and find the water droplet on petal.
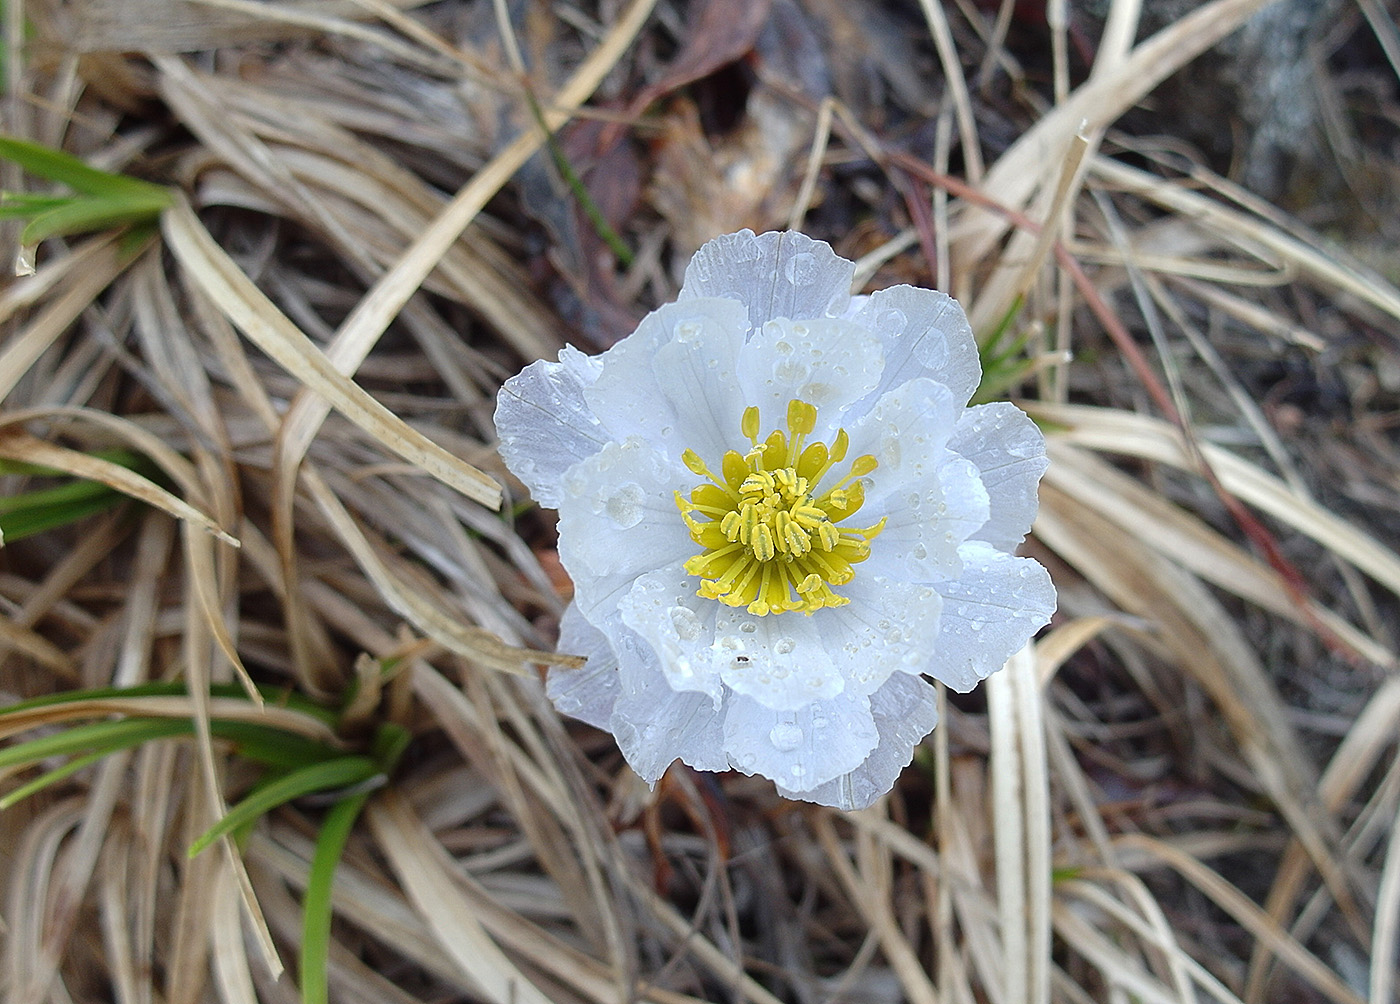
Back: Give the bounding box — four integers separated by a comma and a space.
773, 637, 796, 655
877, 308, 907, 334
784, 251, 816, 285
604, 482, 645, 528
669, 606, 702, 641
770, 722, 803, 750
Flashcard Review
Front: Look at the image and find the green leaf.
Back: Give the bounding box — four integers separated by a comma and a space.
0, 135, 170, 200
0, 717, 190, 772
0, 477, 128, 541
188, 756, 380, 858
299, 790, 371, 1004
522, 93, 634, 266
208, 720, 346, 770
370, 722, 411, 769
0, 749, 110, 809
20, 192, 173, 245
0, 679, 336, 725
0, 193, 72, 217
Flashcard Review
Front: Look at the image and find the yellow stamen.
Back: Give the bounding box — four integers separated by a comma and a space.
674, 398, 886, 616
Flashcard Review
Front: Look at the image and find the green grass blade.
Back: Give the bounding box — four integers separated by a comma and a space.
0, 717, 191, 771
0, 491, 127, 541
0, 193, 71, 217
0, 749, 109, 809
188, 757, 380, 858
20, 192, 173, 245
0, 135, 169, 199
523, 92, 634, 266
299, 790, 371, 1004
207, 720, 346, 770
0, 680, 336, 724
0, 477, 128, 541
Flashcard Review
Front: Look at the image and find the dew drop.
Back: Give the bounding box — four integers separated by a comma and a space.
773, 637, 796, 655
739, 621, 758, 634
784, 251, 816, 284
774, 358, 809, 384
604, 482, 645, 528
912, 543, 927, 560
669, 606, 702, 641
877, 307, 907, 334
770, 722, 803, 750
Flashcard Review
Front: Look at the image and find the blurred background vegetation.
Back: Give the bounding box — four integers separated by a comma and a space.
1, 1, 1398, 1002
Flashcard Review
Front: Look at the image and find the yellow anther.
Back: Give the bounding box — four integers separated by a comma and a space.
677, 398, 886, 616
787, 399, 817, 436
682, 449, 709, 477
850, 454, 878, 477
830, 428, 849, 463
741, 405, 761, 441
751, 523, 776, 562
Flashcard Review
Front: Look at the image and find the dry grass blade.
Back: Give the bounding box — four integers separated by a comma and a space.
1116, 835, 1367, 1004
1032, 402, 1400, 598
4, 1, 1396, 1002
365, 791, 556, 1004
0, 423, 235, 545
954, 0, 1275, 264
161, 197, 501, 508
0, 237, 131, 402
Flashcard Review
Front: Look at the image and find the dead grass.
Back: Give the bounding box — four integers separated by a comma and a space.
2, 1, 1399, 1002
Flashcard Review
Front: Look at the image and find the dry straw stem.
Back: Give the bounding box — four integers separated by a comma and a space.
951, 0, 1277, 268
3, 0, 1397, 1002
1031, 402, 1400, 600
162, 197, 502, 510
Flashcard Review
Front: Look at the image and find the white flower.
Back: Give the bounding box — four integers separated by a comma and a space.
495, 230, 1056, 810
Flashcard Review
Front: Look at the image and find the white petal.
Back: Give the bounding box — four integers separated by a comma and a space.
713, 606, 845, 710
494, 346, 608, 508
723, 690, 878, 793
557, 439, 694, 624
584, 297, 751, 466
608, 621, 729, 782
618, 562, 725, 705
546, 602, 619, 730
949, 403, 1049, 552
735, 316, 884, 440
848, 285, 981, 416
778, 672, 938, 810
847, 378, 990, 582
679, 230, 854, 329
814, 575, 944, 695
923, 541, 1056, 691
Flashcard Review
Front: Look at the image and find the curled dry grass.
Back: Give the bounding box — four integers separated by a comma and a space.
2, 0, 1399, 1002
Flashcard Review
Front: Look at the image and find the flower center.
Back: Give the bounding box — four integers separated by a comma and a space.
674, 399, 886, 616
